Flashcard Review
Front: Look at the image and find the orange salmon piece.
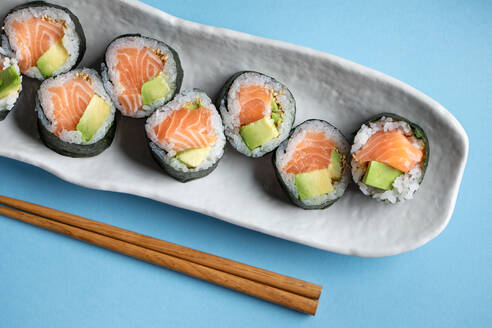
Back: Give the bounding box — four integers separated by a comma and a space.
283, 132, 337, 174
238, 85, 271, 126
353, 130, 423, 172
153, 106, 217, 153
48, 76, 95, 136
115, 47, 164, 115
10, 17, 65, 73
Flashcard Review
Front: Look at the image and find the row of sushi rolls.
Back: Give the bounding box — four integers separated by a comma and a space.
0, 2, 429, 209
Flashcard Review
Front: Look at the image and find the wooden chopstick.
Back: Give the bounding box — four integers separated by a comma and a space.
0, 196, 321, 315
0, 195, 321, 300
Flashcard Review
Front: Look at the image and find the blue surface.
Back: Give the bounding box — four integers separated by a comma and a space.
1, 0, 491, 326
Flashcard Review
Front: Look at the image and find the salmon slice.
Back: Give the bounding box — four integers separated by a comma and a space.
10, 17, 65, 73
48, 76, 95, 136
353, 130, 423, 172
238, 85, 271, 126
115, 47, 164, 115
283, 132, 336, 174
154, 106, 217, 153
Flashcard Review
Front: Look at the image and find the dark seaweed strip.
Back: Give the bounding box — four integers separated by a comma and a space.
0, 110, 8, 121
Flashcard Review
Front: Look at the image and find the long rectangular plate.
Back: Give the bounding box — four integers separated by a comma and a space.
0, 0, 468, 257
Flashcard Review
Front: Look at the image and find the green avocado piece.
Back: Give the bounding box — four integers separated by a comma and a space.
183, 102, 200, 110
76, 95, 111, 142
0, 65, 21, 99
141, 75, 170, 106
271, 111, 283, 126
240, 117, 279, 150
270, 95, 283, 125
271, 96, 279, 112
295, 168, 334, 200
176, 147, 211, 168
328, 149, 342, 180
36, 40, 69, 78
363, 161, 403, 190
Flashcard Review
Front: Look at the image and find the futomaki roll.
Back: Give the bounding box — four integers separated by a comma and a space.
273, 120, 350, 209
146, 89, 226, 182
102, 34, 183, 118
36, 68, 117, 157
0, 48, 22, 121
2, 1, 86, 80
217, 71, 295, 157
351, 113, 429, 203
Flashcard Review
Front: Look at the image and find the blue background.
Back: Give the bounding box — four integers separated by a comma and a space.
1, 0, 491, 327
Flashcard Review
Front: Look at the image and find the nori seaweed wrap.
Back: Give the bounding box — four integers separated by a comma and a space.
216, 71, 295, 157
2, 1, 86, 80
36, 68, 117, 157
146, 89, 226, 182
101, 34, 183, 118
273, 119, 350, 209
351, 113, 429, 203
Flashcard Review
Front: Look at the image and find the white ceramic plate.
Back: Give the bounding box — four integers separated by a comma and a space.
0, 0, 468, 257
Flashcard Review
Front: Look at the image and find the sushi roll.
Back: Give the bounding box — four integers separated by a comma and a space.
101, 34, 183, 118
217, 71, 295, 157
2, 1, 86, 80
0, 48, 22, 121
351, 113, 429, 203
146, 89, 226, 182
36, 68, 117, 157
273, 120, 350, 209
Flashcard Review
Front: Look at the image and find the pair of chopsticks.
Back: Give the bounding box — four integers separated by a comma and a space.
0, 195, 321, 315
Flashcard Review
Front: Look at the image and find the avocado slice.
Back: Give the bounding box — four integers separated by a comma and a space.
270, 95, 283, 125
183, 102, 200, 110
271, 96, 279, 112
36, 40, 69, 78
141, 75, 170, 106
176, 147, 211, 168
295, 168, 334, 200
363, 161, 403, 190
271, 111, 282, 124
0, 65, 21, 99
76, 95, 111, 142
328, 149, 342, 180
240, 117, 279, 150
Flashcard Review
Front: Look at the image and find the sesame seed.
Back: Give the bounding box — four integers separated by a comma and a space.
74, 72, 92, 84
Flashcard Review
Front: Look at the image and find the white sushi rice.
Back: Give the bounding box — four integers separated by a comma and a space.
219, 72, 295, 157
103, 36, 179, 118
351, 116, 426, 204
275, 120, 351, 207
0, 48, 22, 112
146, 89, 226, 173
37, 68, 116, 145
3, 6, 82, 80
